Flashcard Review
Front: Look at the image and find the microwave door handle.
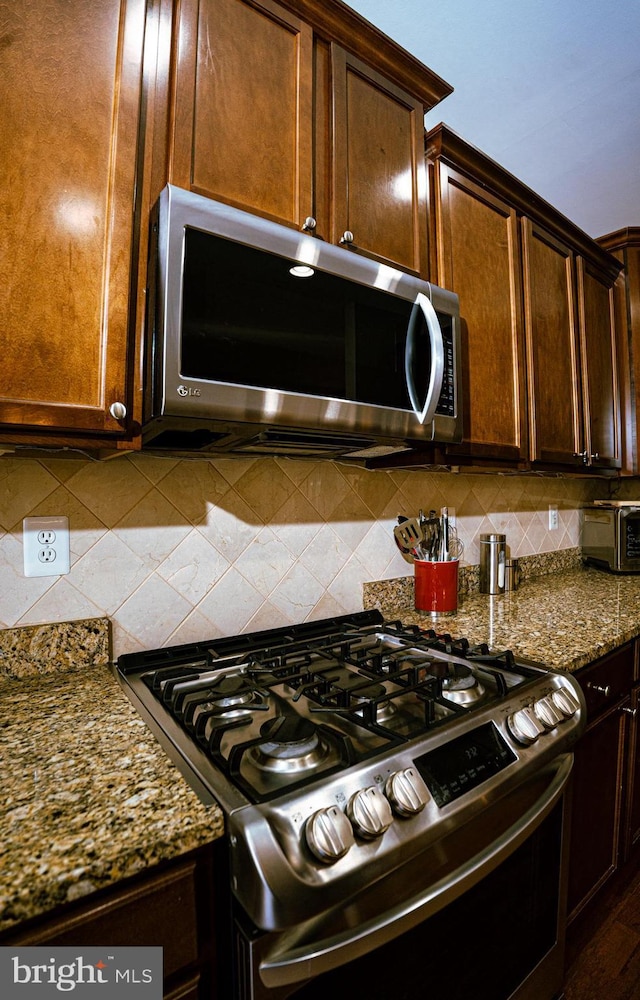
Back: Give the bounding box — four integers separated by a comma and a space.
405, 291, 445, 425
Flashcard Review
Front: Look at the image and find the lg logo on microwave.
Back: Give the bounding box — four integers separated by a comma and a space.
177, 385, 201, 397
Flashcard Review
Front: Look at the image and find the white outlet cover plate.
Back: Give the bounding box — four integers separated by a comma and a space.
23, 515, 70, 577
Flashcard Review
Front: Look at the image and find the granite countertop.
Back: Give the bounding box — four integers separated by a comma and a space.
365, 565, 640, 672
0, 620, 224, 935
3, 566, 640, 936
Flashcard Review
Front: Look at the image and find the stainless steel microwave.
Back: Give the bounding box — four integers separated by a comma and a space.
581, 502, 640, 573
142, 185, 462, 458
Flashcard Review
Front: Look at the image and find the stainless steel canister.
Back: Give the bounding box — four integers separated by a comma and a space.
505, 558, 520, 592
479, 533, 506, 594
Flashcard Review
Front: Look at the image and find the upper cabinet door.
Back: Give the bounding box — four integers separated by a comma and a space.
0, 0, 145, 443
331, 48, 428, 275
522, 220, 583, 467
171, 0, 313, 228
431, 164, 528, 462
578, 259, 621, 469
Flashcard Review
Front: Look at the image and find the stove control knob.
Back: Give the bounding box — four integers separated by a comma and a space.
551, 688, 581, 719
507, 705, 545, 745
385, 768, 429, 817
534, 695, 564, 730
347, 786, 393, 839
305, 806, 355, 863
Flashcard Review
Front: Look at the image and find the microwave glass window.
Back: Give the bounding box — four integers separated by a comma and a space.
180, 228, 425, 411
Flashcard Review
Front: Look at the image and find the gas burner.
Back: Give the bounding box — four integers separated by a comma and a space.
350, 682, 397, 723
184, 673, 268, 728
249, 716, 330, 774
209, 674, 262, 710
435, 662, 486, 706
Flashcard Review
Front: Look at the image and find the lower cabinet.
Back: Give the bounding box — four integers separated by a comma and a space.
0, 845, 222, 999
567, 642, 638, 920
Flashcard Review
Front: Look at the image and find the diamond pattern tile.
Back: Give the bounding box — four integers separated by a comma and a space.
0, 454, 605, 657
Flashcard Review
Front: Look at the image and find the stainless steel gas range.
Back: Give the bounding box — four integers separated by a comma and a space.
116, 610, 586, 1000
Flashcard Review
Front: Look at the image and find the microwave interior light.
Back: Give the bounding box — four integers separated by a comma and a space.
289, 265, 315, 278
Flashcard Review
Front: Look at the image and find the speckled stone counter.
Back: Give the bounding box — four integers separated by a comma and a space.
0, 619, 224, 935
364, 565, 640, 672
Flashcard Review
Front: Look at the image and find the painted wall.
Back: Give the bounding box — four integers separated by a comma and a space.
0, 454, 605, 657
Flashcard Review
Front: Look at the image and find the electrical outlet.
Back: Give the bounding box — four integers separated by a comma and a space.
548, 505, 559, 531
23, 516, 70, 577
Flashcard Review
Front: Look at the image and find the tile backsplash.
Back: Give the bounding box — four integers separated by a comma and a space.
0, 453, 608, 658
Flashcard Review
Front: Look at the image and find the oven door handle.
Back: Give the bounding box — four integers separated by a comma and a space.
258, 754, 572, 990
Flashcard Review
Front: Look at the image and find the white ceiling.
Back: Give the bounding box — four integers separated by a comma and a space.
344, 0, 640, 238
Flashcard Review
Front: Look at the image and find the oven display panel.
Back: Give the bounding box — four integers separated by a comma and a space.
414, 722, 517, 807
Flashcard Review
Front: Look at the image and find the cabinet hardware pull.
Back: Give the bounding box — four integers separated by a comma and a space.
586, 682, 611, 697
572, 450, 589, 464
621, 706, 637, 717
109, 401, 127, 422
340, 230, 354, 245
301, 217, 317, 232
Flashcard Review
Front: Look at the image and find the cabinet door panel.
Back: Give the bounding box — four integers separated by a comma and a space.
567, 707, 626, 919
433, 166, 527, 460
0, 0, 143, 438
523, 221, 583, 466
332, 48, 427, 275
173, 0, 313, 228
578, 259, 621, 468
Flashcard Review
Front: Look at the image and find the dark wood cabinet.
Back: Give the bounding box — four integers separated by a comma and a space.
0, 848, 220, 999
0, 0, 146, 449
597, 228, 640, 475
426, 124, 623, 473
567, 643, 636, 921
522, 221, 582, 466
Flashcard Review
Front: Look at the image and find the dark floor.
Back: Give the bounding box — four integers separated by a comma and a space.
564, 856, 640, 999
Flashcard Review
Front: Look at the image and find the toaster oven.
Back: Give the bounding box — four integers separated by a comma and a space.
581, 502, 640, 573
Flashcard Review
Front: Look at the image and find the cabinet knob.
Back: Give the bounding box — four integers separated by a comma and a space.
340, 230, 354, 245
586, 681, 611, 697
572, 450, 588, 464
109, 401, 127, 422
621, 706, 638, 717
301, 216, 317, 232
590, 452, 600, 463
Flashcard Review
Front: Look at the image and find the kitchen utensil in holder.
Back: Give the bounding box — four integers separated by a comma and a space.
414, 559, 459, 617
479, 533, 506, 594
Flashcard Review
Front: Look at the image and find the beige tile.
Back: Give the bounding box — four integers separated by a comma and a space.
268, 562, 327, 622
113, 576, 193, 649
65, 458, 153, 528
0, 459, 59, 529
235, 527, 297, 599
196, 567, 264, 636
156, 529, 230, 604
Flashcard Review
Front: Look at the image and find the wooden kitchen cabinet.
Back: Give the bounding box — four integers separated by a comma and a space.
597, 228, 640, 475
0, 0, 146, 450
427, 158, 528, 462
170, 0, 314, 229
0, 847, 220, 999
567, 643, 636, 921
330, 47, 428, 273
425, 124, 622, 473
166, 0, 448, 274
